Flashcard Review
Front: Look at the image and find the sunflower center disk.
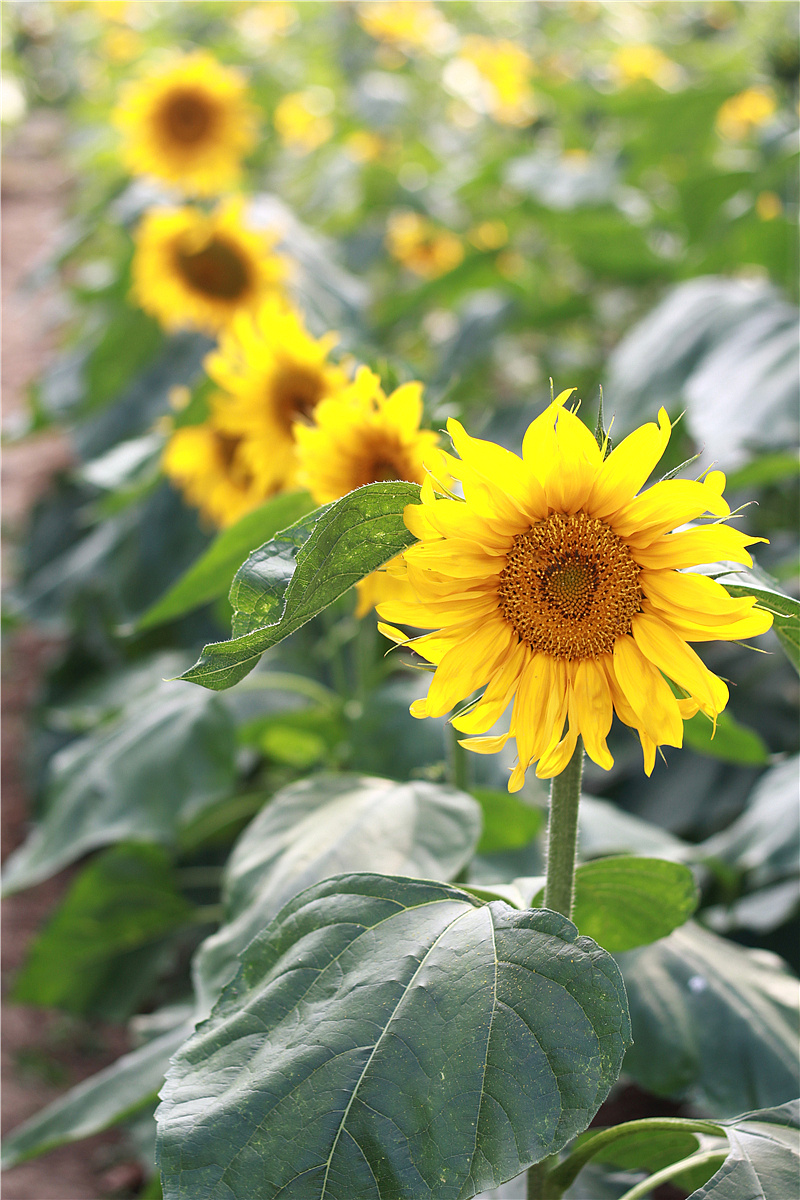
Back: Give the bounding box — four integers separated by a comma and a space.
161, 89, 214, 144
176, 238, 250, 299
272, 366, 327, 430
498, 511, 643, 659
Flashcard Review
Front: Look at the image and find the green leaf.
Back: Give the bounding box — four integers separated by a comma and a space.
717, 565, 800, 676
179, 481, 421, 691
690, 1102, 800, 1199
569, 857, 698, 953
699, 756, 800, 890
192, 774, 482, 1015
12, 844, 193, 1019
682, 709, 770, 765
2, 682, 237, 895
472, 788, 546, 855
586, 1125, 701, 1173
618, 922, 800, 1116
1, 1015, 193, 1170
136, 491, 314, 631
158, 874, 630, 1199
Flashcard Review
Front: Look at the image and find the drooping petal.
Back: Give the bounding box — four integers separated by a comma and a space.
612, 635, 684, 747
571, 658, 614, 771
631, 612, 729, 718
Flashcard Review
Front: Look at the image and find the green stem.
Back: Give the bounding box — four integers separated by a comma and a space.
544, 1117, 726, 1196
447, 721, 470, 791
617, 1149, 728, 1200
543, 738, 584, 918
526, 1157, 555, 1199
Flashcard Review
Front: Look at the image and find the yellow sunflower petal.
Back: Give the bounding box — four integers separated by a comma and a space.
571, 658, 614, 771
588, 407, 671, 520
631, 611, 729, 718
633, 524, 765, 570
612, 635, 684, 747
613, 478, 730, 542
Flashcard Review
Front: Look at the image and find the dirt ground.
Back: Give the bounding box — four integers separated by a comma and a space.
2, 111, 143, 1200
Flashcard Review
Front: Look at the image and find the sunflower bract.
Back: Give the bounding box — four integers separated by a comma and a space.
377, 392, 773, 790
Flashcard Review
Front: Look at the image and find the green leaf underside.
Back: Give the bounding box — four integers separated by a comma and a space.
618, 922, 800, 1116
192, 774, 482, 1016
691, 1102, 800, 1199
2, 1018, 194, 1170
682, 708, 769, 765
179, 481, 421, 691
1, 684, 236, 895
528, 856, 697, 953
570, 857, 698, 953
585, 1126, 701, 1173
718, 569, 800, 676
137, 491, 314, 630
157, 874, 630, 1200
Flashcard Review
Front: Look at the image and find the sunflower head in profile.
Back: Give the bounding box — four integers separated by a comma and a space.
162, 400, 267, 529
378, 392, 773, 790
204, 297, 349, 495
113, 51, 259, 195
293, 365, 442, 616
131, 199, 285, 335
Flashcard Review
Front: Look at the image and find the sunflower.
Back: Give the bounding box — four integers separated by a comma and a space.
205, 297, 349, 494
113, 51, 258, 195
163, 400, 267, 529
294, 365, 441, 616
131, 199, 285, 335
377, 392, 773, 790
386, 211, 464, 279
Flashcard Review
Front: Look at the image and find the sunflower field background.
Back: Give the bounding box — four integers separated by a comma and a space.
1, 2, 799, 1199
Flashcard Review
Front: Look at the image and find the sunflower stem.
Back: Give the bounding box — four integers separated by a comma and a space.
543, 738, 584, 919
447, 722, 471, 792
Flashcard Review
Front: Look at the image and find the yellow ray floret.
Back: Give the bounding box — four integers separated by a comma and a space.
205, 297, 349, 495
162, 397, 268, 529
377, 393, 773, 790
131, 199, 285, 336
113, 51, 259, 195
294, 365, 441, 616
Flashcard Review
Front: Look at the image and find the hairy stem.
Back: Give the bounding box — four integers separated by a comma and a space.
543, 738, 584, 918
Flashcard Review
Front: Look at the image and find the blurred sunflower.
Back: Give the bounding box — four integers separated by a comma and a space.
716, 87, 777, 140
205, 297, 349, 494
357, 1, 451, 55
162, 401, 265, 528
273, 89, 335, 154
386, 211, 464, 278
378, 393, 773, 789
113, 51, 258, 194
294, 366, 441, 616
457, 36, 537, 126
131, 199, 285, 335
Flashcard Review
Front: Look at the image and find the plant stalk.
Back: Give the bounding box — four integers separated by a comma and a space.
447, 721, 471, 792
543, 737, 584, 918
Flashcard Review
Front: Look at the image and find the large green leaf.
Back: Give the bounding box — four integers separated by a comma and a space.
1, 1014, 194, 1171
2, 682, 237, 895
158, 874, 630, 1200
690, 1102, 799, 1199
136, 491, 314, 631
180, 481, 421, 691
618, 922, 800, 1117
716, 565, 800, 675
12, 843, 194, 1019
192, 774, 482, 1014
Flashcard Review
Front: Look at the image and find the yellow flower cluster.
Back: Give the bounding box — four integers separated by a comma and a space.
357, 1, 451, 55
162, 296, 439, 561
611, 44, 680, 89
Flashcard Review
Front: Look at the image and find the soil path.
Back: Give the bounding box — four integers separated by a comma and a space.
2, 111, 141, 1200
